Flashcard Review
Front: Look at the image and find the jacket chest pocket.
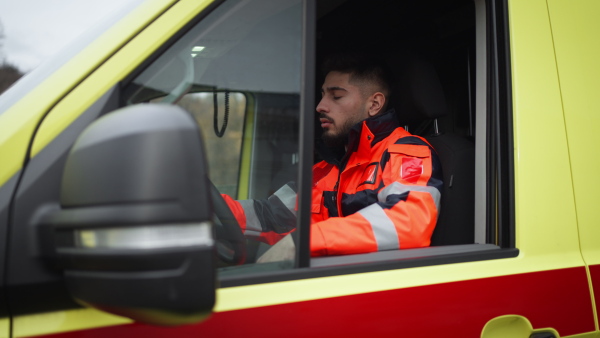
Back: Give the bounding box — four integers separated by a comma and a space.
339, 162, 380, 193
311, 190, 330, 223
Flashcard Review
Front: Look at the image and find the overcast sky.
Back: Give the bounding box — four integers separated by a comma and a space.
0, 0, 143, 73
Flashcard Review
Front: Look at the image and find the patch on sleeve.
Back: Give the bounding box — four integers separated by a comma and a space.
401, 157, 423, 183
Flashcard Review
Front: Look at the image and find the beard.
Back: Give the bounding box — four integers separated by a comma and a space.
321, 117, 356, 148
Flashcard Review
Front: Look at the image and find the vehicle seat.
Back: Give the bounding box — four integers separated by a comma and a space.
391, 54, 475, 246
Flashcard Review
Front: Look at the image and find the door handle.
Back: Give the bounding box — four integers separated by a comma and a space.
482, 315, 560, 338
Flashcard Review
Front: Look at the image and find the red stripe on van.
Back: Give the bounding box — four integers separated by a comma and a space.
33, 266, 594, 338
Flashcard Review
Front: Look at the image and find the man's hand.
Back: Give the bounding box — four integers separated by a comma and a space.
257, 233, 295, 263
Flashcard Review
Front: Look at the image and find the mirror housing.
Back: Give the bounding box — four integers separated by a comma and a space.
43, 104, 215, 325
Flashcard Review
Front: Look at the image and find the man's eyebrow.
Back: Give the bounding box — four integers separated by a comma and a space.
323, 86, 348, 93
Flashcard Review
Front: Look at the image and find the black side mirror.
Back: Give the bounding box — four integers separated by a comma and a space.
42, 104, 215, 326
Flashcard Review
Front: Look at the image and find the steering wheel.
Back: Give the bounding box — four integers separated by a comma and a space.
209, 180, 246, 265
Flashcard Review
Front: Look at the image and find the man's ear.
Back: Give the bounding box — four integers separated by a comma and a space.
367, 92, 386, 117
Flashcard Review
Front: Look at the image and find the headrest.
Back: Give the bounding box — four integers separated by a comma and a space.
388, 53, 448, 124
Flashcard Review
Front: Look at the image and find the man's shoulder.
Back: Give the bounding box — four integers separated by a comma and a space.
382, 129, 435, 157
387, 127, 430, 146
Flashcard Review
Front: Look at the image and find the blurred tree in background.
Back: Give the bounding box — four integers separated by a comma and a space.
0, 63, 23, 94
0, 19, 24, 94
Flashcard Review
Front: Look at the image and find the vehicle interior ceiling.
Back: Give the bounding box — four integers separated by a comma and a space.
316, 0, 475, 140
313, 0, 478, 263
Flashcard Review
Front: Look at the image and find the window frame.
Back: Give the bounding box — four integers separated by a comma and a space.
485, 0, 515, 247
295, 0, 316, 269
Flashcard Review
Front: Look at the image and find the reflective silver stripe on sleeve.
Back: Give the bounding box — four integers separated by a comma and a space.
358, 203, 400, 251
239, 199, 261, 232
378, 182, 441, 211
273, 183, 297, 217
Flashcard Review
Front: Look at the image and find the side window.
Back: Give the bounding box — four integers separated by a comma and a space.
122, 0, 302, 273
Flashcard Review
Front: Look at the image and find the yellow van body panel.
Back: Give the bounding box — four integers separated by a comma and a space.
547, 0, 600, 267
13, 310, 130, 338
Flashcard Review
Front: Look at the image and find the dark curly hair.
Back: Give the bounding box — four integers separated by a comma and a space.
321, 53, 393, 98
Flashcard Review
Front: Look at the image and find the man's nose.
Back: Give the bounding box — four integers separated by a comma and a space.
316, 98, 328, 114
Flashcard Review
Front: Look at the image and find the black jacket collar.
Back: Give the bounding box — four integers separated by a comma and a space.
317, 109, 400, 166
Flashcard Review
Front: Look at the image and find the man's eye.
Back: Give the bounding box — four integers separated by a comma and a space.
333, 96, 341, 100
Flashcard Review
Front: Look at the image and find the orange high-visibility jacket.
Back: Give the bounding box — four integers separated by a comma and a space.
223, 110, 443, 257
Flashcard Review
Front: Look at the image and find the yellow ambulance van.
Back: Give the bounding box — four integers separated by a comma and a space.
0, 0, 599, 337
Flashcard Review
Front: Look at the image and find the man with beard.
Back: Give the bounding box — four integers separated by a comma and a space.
223, 54, 443, 261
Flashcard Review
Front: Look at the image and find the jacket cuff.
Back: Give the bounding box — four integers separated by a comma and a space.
220, 194, 247, 230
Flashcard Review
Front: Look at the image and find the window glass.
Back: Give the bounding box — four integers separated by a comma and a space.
123, 0, 302, 273
160, 92, 247, 197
